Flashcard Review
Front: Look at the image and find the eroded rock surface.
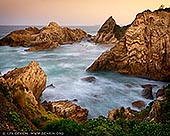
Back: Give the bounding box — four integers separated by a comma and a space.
92, 16, 117, 45
42, 100, 88, 122
87, 9, 170, 81
0, 22, 89, 51
3, 61, 47, 101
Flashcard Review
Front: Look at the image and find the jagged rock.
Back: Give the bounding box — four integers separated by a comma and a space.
87, 9, 170, 81
141, 86, 154, 99
132, 100, 146, 109
0, 22, 89, 51
3, 61, 47, 101
92, 16, 130, 45
42, 100, 88, 122
81, 76, 96, 83
108, 107, 137, 121
92, 16, 117, 45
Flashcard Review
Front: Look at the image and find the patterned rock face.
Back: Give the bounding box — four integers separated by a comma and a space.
42, 100, 88, 123
87, 10, 170, 81
3, 61, 47, 101
92, 16, 118, 45
0, 22, 89, 51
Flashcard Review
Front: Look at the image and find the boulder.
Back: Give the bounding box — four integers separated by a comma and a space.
42, 100, 88, 123
3, 61, 47, 101
132, 100, 146, 109
0, 22, 89, 51
87, 9, 170, 81
81, 76, 96, 83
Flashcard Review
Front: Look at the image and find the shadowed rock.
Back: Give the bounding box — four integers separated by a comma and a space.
142, 86, 154, 100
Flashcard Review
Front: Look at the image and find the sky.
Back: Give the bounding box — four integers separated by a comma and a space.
0, 0, 169, 26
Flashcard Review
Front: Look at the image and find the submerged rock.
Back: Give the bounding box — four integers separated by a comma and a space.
42, 100, 88, 123
81, 76, 96, 83
87, 9, 170, 81
0, 22, 89, 51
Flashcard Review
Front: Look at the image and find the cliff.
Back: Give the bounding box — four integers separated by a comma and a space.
0, 22, 89, 51
87, 9, 170, 81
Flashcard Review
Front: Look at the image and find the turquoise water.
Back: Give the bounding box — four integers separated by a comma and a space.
0, 26, 166, 118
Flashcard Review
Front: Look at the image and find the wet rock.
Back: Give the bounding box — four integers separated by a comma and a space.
81, 76, 96, 83
132, 100, 146, 109
46, 83, 55, 88
42, 100, 88, 122
87, 10, 170, 81
142, 86, 154, 100
141, 84, 157, 88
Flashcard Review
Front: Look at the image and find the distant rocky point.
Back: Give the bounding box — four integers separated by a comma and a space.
87, 8, 170, 81
0, 22, 89, 51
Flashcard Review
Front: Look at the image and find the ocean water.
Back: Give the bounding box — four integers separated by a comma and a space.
0, 25, 167, 118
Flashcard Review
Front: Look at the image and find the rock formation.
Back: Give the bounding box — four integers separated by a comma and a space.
0, 22, 89, 51
87, 9, 170, 81
92, 16, 117, 45
42, 100, 88, 123
3, 61, 47, 101
92, 16, 130, 45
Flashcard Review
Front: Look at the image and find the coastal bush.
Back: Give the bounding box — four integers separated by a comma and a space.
44, 116, 170, 136
43, 119, 84, 136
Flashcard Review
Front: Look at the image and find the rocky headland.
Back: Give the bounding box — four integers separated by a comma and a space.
0, 22, 89, 51
87, 8, 170, 81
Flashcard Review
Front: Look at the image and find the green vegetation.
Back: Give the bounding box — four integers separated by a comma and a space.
44, 119, 84, 136
43, 117, 170, 136
0, 82, 31, 131
43, 84, 170, 135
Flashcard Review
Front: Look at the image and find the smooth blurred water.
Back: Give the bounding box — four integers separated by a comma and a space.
0, 26, 167, 118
